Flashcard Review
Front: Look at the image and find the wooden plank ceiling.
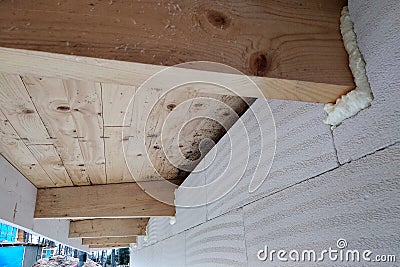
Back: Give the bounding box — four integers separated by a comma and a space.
0, 0, 353, 190
0, 73, 250, 187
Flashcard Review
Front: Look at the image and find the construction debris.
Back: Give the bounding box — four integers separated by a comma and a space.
32, 255, 101, 267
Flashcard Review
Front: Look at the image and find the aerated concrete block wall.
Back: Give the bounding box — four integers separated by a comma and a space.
130, 0, 400, 266
0, 156, 88, 251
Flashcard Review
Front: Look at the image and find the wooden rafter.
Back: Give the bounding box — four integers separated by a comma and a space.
82, 236, 137, 245
35, 183, 175, 218
89, 244, 130, 249
0, 0, 352, 86
0, 47, 353, 103
69, 218, 148, 238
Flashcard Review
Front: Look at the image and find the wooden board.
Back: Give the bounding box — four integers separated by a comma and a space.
28, 145, 73, 187
0, 111, 55, 188
101, 83, 136, 127
35, 182, 175, 218
63, 80, 107, 184
0, 48, 353, 103
103, 127, 134, 184
0, 74, 73, 186
0, 74, 51, 144
82, 236, 137, 245
159, 92, 252, 177
0, 0, 353, 86
69, 218, 148, 238
133, 89, 253, 181
89, 244, 130, 249
22, 76, 91, 185
141, 85, 202, 180
124, 85, 166, 182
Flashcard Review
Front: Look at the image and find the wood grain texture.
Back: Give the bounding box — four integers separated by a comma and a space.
28, 145, 73, 187
82, 236, 137, 245
0, 0, 353, 86
0, 48, 353, 103
0, 111, 55, 188
35, 182, 175, 218
124, 85, 166, 183
22, 76, 90, 185
101, 83, 136, 127
69, 218, 148, 238
162, 93, 252, 177
103, 127, 134, 184
137, 86, 198, 181
124, 84, 250, 183
89, 244, 130, 249
0, 73, 251, 187
63, 80, 106, 184
0, 73, 51, 144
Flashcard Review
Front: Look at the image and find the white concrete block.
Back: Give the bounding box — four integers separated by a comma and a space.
243, 144, 400, 266
133, 233, 186, 267
0, 155, 88, 251
185, 209, 247, 267
136, 236, 145, 251
0, 156, 36, 228
131, 244, 157, 267
141, 161, 208, 245
333, 0, 400, 163
206, 99, 338, 219
173, 160, 207, 235
32, 219, 85, 250
141, 217, 172, 247
157, 232, 186, 267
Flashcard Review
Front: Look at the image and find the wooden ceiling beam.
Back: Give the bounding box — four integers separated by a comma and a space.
34, 182, 175, 219
69, 218, 147, 238
89, 244, 130, 249
82, 236, 137, 245
0, 47, 353, 103
0, 0, 353, 88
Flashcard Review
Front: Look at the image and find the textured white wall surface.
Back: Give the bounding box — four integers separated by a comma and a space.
0, 156, 88, 251
206, 100, 338, 220
131, 1, 400, 266
334, 0, 400, 163
243, 144, 400, 267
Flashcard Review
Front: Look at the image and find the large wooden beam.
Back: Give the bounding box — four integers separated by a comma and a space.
0, 47, 353, 103
89, 244, 130, 249
0, 0, 352, 87
69, 218, 148, 238
35, 182, 175, 218
82, 236, 137, 245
